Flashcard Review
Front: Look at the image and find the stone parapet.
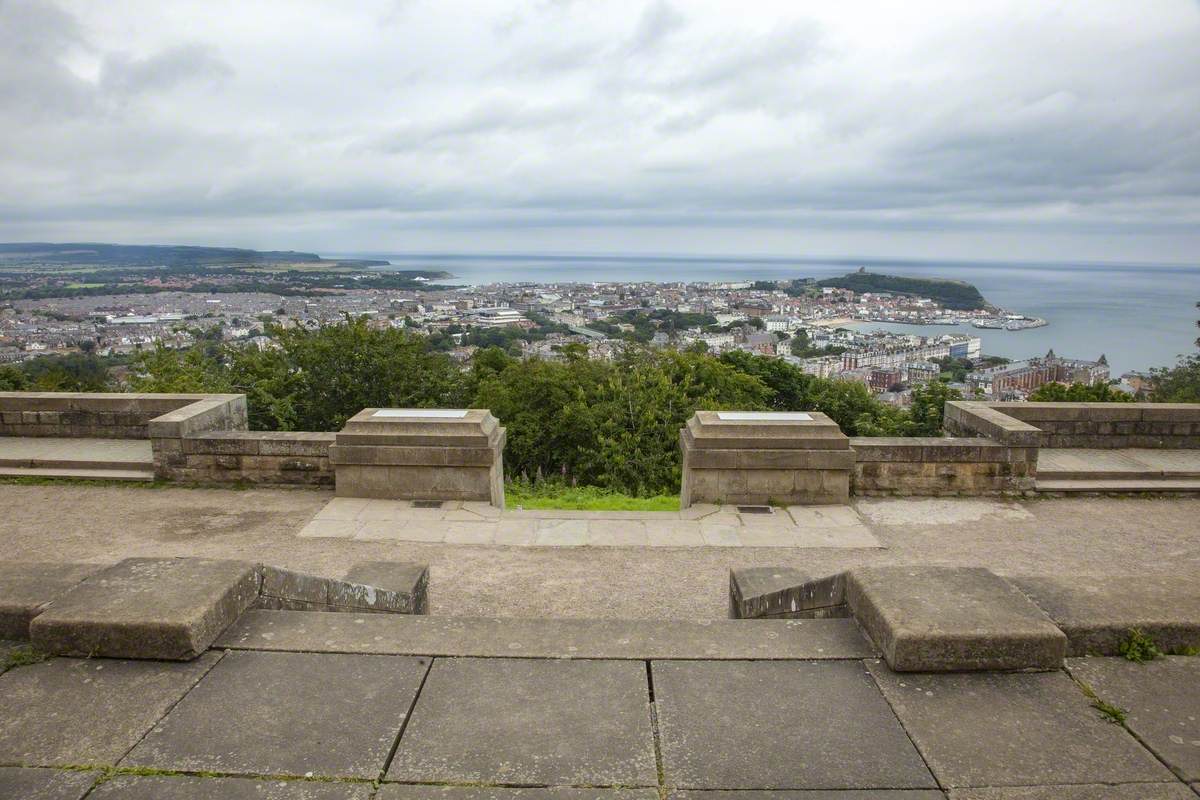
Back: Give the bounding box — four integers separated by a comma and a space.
945, 400, 1200, 449
156, 430, 335, 485
850, 436, 1037, 496
0, 392, 244, 440
943, 401, 1042, 446
330, 408, 506, 506
680, 411, 851, 507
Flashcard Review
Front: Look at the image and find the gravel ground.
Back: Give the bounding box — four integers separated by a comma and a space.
3, 483, 1198, 619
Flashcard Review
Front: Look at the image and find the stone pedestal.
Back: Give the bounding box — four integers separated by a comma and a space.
679, 410, 852, 508
329, 408, 505, 507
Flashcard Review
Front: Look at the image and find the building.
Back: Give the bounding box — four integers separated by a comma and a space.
967, 350, 1110, 399
905, 361, 941, 385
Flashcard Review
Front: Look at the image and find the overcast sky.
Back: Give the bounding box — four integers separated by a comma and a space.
2, 0, 1198, 262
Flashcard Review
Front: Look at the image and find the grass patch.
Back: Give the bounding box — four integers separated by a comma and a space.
1091, 698, 1129, 725
1075, 679, 1129, 726
1118, 628, 1162, 663
506, 482, 679, 512
1, 644, 48, 672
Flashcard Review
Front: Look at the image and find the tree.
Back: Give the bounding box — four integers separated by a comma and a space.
1149, 300, 1200, 402
1028, 382, 1133, 402
907, 380, 963, 436
0, 365, 28, 390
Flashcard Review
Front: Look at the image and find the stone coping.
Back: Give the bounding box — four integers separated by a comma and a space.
338, 407, 501, 445
216, 609, 878, 660
0, 391, 239, 413
944, 401, 1043, 446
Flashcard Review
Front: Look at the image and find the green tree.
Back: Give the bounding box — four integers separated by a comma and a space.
130, 344, 231, 394
1149, 301, 1200, 402
907, 380, 963, 436
1028, 382, 1133, 402
0, 365, 28, 390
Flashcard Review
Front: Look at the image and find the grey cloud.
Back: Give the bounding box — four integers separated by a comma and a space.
100, 44, 232, 95
627, 0, 686, 53
0, 1, 1197, 261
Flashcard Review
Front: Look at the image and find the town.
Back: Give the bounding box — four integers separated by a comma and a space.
0, 268, 1117, 403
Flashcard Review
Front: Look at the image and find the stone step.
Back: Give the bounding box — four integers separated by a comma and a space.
843, 566, 1067, 672
216, 609, 878, 660
0, 455, 154, 471
1036, 478, 1200, 492
24, 557, 430, 660
0, 466, 155, 481
1038, 466, 1200, 480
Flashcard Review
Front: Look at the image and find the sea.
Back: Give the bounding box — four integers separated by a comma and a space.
332, 252, 1200, 377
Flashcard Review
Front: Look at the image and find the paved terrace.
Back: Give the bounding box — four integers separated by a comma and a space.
2, 484, 1199, 618
2, 622, 1199, 798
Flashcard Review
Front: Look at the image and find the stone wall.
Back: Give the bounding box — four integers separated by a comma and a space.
980, 402, 1200, 449
154, 431, 335, 485
0, 392, 242, 439
850, 437, 1037, 496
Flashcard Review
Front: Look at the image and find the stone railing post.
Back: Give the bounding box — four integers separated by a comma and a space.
679, 411, 852, 508
329, 408, 506, 507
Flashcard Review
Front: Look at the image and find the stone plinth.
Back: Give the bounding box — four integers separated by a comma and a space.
679, 410, 852, 507
329, 408, 505, 507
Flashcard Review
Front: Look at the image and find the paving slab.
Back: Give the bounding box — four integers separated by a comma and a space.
652, 660, 935, 790
0, 652, 220, 766
125, 650, 428, 779
380, 787, 659, 800
217, 610, 876, 659
0, 767, 97, 800
845, 566, 1066, 671
947, 785, 1197, 799
1066, 656, 1200, 782
866, 660, 1176, 788
671, 793, 945, 800
1009, 574, 1200, 656
29, 557, 261, 660
0, 561, 104, 638
88, 774, 373, 799
389, 657, 655, 786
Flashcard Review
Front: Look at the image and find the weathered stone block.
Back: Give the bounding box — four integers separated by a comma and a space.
29, 558, 261, 660
342, 562, 429, 614
1010, 574, 1200, 656
0, 562, 105, 639
730, 567, 846, 619
844, 566, 1067, 671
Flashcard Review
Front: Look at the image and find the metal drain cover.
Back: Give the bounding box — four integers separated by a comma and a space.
411, 500, 443, 509
736, 505, 774, 514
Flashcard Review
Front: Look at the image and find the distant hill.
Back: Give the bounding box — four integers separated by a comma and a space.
0, 242, 395, 270
817, 269, 990, 311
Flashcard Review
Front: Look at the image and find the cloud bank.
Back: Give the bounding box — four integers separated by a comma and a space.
1, 0, 1198, 261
